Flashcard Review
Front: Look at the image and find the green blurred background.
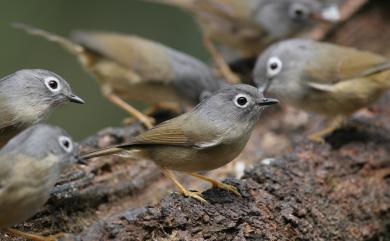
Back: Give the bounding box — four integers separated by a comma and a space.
1, 0, 208, 140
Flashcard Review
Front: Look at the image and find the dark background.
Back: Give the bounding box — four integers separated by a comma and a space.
0, 0, 208, 140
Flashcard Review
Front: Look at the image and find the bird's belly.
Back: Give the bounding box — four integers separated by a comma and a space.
295, 79, 388, 116
147, 144, 243, 172
0, 181, 51, 228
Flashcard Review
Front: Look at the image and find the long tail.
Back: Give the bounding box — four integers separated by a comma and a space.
142, 0, 194, 10
81, 147, 124, 160
12, 22, 84, 56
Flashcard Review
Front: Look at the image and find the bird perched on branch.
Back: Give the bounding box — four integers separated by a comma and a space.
253, 39, 390, 142
13, 23, 225, 129
81, 84, 278, 202
145, 0, 340, 59
0, 69, 84, 148
0, 124, 81, 241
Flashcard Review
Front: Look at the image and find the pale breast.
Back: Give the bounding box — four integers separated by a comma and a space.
0, 156, 60, 228
145, 138, 248, 172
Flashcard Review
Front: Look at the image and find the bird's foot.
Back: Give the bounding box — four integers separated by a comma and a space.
308, 116, 346, 143
212, 182, 241, 197
308, 132, 326, 143
180, 190, 208, 203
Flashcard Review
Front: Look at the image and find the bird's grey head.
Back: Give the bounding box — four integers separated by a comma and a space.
254, 0, 340, 39
195, 84, 278, 128
253, 39, 314, 100
0, 69, 84, 125
0, 124, 79, 168
9, 69, 84, 105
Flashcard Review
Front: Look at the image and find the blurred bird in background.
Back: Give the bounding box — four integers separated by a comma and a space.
81, 84, 279, 202
253, 39, 390, 142
145, 0, 340, 83
14, 23, 225, 129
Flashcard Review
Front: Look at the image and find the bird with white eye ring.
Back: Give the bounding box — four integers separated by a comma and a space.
145, 0, 340, 61
253, 39, 390, 142
58, 136, 73, 153
0, 69, 84, 148
81, 84, 279, 203
234, 94, 251, 108
44, 77, 61, 92
13, 23, 225, 130
0, 124, 82, 241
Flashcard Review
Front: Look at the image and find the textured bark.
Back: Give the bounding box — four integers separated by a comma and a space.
2, 0, 390, 240
70, 127, 390, 241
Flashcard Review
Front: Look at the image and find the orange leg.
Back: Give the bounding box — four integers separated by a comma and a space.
308, 116, 346, 143
160, 167, 207, 203
186, 172, 241, 196
104, 93, 155, 129
203, 36, 241, 84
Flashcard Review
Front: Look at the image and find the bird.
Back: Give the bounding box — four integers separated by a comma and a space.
0, 124, 81, 241
13, 23, 225, 129
81, 84, 278, 202
253, 39, 390, 142
144, 0, 340, 60
0, 69, 84, 148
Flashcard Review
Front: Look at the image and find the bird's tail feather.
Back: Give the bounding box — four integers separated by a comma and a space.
12, 22, 84, 56
81, 147, 124, 160
143, 0, 194, 10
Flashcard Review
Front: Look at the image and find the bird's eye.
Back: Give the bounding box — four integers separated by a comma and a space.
58, 136, 73, 153
267, 57, 283, 78
44, 77, 61, 93
289, 3, 309, 20
234, 94, 250, 108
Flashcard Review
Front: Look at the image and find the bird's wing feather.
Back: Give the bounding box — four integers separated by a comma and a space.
81, 113, 224, 160
122, 113, 222, 148
304, 43, 390, 92
131, 116, 192, 146
71, 32, 174, 82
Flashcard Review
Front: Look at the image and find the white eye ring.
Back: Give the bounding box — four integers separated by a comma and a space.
58, 136, 73, 154
267, 57, 283, 78
234, 94, 251, 108
44, 77, 62, 93
289, 3, 309, 20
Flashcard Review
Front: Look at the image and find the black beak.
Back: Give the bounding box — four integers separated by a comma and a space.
75, 156, 87, 165
68, 94, 85, 104
257, 98, 279, 106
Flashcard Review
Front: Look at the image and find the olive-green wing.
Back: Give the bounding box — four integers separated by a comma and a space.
81, 112, 225, 160
304, 42, 390, 91
118, 112, 224, 149
71, 31, 174, 82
